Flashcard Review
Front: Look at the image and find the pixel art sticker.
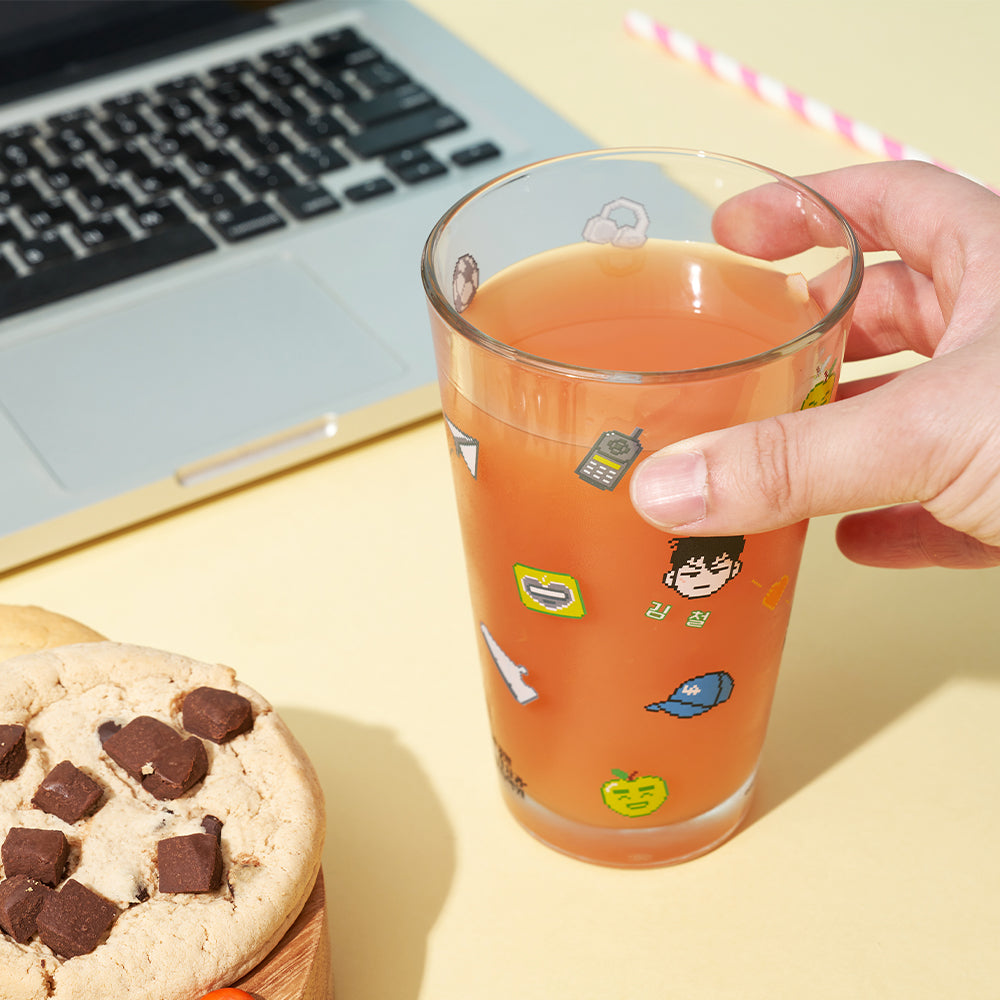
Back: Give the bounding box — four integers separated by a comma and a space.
513, 563, 586, 618
600, 769, 668, 817
760, 574, 789, 609
452, 253, 479, 313
662, 536, 746, 600
576, 427, 643, 490
645, 671, 735, 718
800, 357, 837, 409
494, 739, 527, 798
444, 414, 479, 478
480, 623, 538, 705
582, 197, 650, 248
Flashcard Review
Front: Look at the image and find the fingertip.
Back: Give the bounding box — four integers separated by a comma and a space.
837, 505, 1000, 569
629, 450, 707, 531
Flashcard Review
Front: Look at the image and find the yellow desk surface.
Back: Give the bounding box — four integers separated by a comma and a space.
2, 2, 999, 997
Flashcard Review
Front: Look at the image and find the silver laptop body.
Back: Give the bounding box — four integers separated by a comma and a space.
0, 0, 592, 572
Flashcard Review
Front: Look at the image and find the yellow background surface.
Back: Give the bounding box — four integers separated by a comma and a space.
2, 2, 998, 997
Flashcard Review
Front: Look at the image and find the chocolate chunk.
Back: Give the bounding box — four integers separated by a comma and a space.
102, 716, 207, 800
0, 725, 27, 781
96, 720, 122, 745
182, 686, 253, 744
141, 736, 208, 800
157, 832, 223, 894
36, 879, 117, 958
1, 827, 70, 886
201, 815, 223, 841
0, 875, 52, 944
102, 716, 180, 781
32, 761, 103, 824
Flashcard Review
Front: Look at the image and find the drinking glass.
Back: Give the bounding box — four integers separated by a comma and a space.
421, 148, 862, 866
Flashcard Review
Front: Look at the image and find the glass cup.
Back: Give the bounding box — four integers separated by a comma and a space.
421, 148, 862, 867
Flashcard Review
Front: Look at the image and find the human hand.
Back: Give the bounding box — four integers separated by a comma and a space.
629, 161, 1000, 569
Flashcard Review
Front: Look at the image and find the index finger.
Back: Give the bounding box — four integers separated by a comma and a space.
713, 160, 1000, 274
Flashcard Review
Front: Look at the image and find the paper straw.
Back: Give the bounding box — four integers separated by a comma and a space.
624, 9, 995, 192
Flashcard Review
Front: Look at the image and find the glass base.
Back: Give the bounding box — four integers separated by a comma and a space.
499, 770, 757, 868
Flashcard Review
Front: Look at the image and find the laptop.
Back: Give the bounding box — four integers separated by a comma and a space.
0, 0, 593, 573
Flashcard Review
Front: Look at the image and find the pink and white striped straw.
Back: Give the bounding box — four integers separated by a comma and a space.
624, 9, 995, 192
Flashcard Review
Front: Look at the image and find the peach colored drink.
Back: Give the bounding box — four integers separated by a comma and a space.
423, 149, 861, 866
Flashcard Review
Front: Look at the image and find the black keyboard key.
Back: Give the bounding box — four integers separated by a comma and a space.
345, 106, 466, 159
101, 143, 155, 176
0, 255, 17, 282
200, 114, 256, 143
47, 107, 94, 131
0, 124, 38, 141
210, 202, 286, 242
262, 43, 308, 65
260, 92, 313, 122
451, 141, 502, 167
8, 178, 46, 215
132, 197, 189, 233
187, 179, 243, 211
343, 177, 394, 203
209, 59, 254, 83
46, 126, 101, 160
313, 43, 379, 75
190, 150, 242, 180
0, 175, 33, 210
132, 164, 185, 198
384, 146, 429, 169
156, 97, 205, 126
0, 223, 216, 321
156, 74, 202, 97
79, 181, 132, 214
345, 84, 435, 128
207, 79, 257, 107
75, 215, 131, 250
41, 164, 99, 194
277, 182, 340, 220
301, 78, 359, 108
239, 130, 296, 160
23, 197, 80, 232
240, 163, 297, 194
17, 230, 75, 270
102, 110, 150, 142
293, 113, 347, 144
353, 60, 409, 93
260, 62, 310, 92
391, 156, 447, 185
311, 27, 365, 61
0, 136, 45, 172
102, 91, 148, 113
145, 129, 199, 159
292, 145, 349, 175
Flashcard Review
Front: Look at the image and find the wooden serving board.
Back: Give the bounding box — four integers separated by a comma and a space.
0, 606, 333, 1000
234, 868, 332, 1000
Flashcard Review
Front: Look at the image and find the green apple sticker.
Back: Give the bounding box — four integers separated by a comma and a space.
600, 769, 668, 818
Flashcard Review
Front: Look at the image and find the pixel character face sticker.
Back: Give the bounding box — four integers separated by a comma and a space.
662, 536, 746, 600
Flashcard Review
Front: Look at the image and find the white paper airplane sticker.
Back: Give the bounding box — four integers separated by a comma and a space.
445, 415, 479, 478
480, 623, 538, 705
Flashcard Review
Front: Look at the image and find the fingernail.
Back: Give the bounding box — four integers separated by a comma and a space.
630, 451, 707, 529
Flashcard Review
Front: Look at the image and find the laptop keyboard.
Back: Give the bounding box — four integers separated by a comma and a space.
0, 26, 500, 322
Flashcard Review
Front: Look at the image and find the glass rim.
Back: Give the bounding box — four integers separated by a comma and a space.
420, 146, 864, 383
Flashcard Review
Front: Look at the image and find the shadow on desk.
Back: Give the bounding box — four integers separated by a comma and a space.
744, 528, 1000, 827
280, 708, 456, 1000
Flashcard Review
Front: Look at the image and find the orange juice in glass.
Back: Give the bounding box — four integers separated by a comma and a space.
422, 149, 862, 867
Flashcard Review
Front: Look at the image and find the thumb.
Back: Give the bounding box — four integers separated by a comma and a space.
628, 378, 931, 536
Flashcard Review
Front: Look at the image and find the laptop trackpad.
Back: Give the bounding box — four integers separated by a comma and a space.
0, 258, 405, 492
